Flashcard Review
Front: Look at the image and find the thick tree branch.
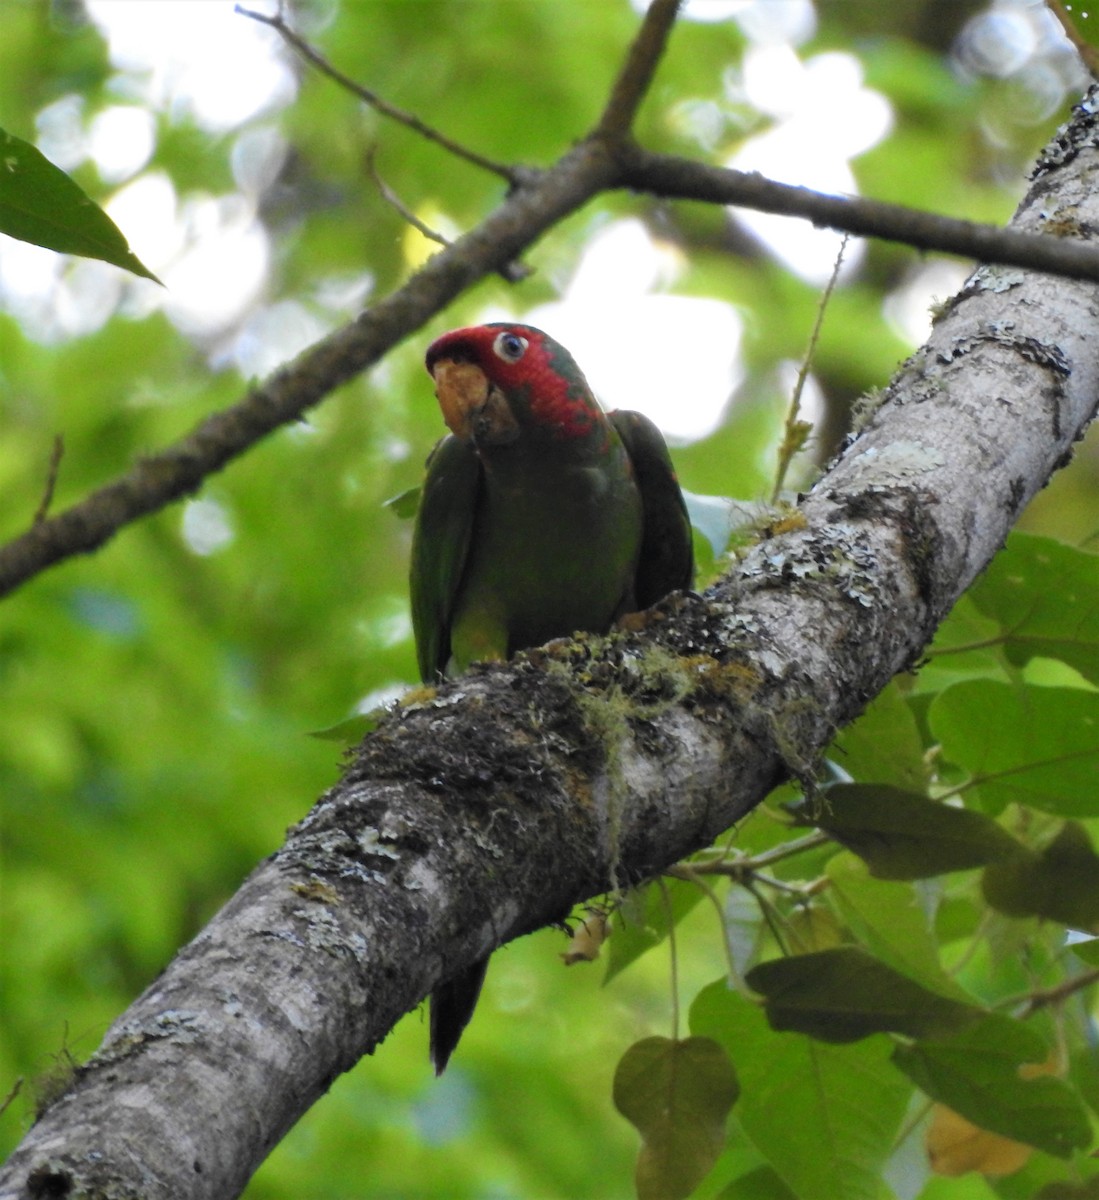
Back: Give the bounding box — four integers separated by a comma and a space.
4, 88, 1099, 1200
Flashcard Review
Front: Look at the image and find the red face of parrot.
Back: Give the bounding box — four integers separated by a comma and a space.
425, 323, 606, 446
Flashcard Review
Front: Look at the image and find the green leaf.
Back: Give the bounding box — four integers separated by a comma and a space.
829, 681, 928, 791
981, 821, 1099, 931
383, 485, 421, 520
1069, 936, 1099, 966
790, 784, 1022, 880
746, 946, 981, 1043
825, 852, 971, 998
893, 1013, 1092, 1158
916, 593, 1013, 696
714, 1165, 798, 1200
605, 876, 705, 983
613, 1036, 738, 1200
691, 983, 911, 1200
969, 533, 1099, 684
0, 125, 160, 282
930, 680, 1099, 817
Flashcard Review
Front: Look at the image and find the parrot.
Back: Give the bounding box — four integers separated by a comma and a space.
410, 322, 693, 1073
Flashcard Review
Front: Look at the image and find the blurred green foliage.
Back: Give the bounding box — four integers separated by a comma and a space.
1, 2, 1097, 1198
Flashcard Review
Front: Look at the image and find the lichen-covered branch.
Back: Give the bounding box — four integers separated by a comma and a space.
4, 91, 1099, 1200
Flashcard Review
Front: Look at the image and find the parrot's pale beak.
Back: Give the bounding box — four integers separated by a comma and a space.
432, 359, 488, 441
432, 359, 519, 446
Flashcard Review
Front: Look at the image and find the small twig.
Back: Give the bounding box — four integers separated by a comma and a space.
236, 4, 519, 183
749, 829, 830, 869
366, 146, 449, 249
669, 864, 753, 995
597, 0, 683, 138
745, 879, 790, 956
657, 877, 680, 1040
1017, 964, 1099, 1017
772, 236, 848, 503
681, 831, 831, 878
1046, 0, 1099, 81
925, 632, 1009, 657
0, 1076, 23, 1120
33, 435, 64, 526
366, 147, 532, 284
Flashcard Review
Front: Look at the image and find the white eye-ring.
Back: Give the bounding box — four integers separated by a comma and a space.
492, 331, 528, 363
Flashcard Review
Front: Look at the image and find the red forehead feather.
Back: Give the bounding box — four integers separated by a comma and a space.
425, 323, 603, 438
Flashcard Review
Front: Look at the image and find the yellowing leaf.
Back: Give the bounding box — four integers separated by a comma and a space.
894, 1016, 1089, 1158
613, 1036, 738, 1200
925, 1052, 1064, 1177
926, 1103, 1034, 1177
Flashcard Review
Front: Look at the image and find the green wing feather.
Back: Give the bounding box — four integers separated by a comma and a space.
409, 435, 482, 681
609, 410, 694, 607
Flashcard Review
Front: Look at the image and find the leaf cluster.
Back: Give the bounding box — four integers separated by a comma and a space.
608, 532, 1099, 1198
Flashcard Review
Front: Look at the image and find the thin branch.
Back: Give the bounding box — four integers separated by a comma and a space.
236, 4, 519, 183
365, 145, 449, 249
597, 0, 683, 138
772, 236, 848, 502
684, 832, 830, 877
657, 877, 681, 1040
365, 146, 532, 284
0, 1077, 22, 1121
1046, 0, 1099, 81
32, 434, 64, 526
616, 144, 1099, 285
1018, 965, 1099, 1016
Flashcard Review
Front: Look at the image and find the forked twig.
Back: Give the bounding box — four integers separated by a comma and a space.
33, 435, 64, 526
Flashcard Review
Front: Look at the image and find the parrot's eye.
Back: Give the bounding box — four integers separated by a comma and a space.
492, 331, 528, 363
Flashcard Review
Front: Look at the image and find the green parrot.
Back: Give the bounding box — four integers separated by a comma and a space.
411, 322, 693, 1073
